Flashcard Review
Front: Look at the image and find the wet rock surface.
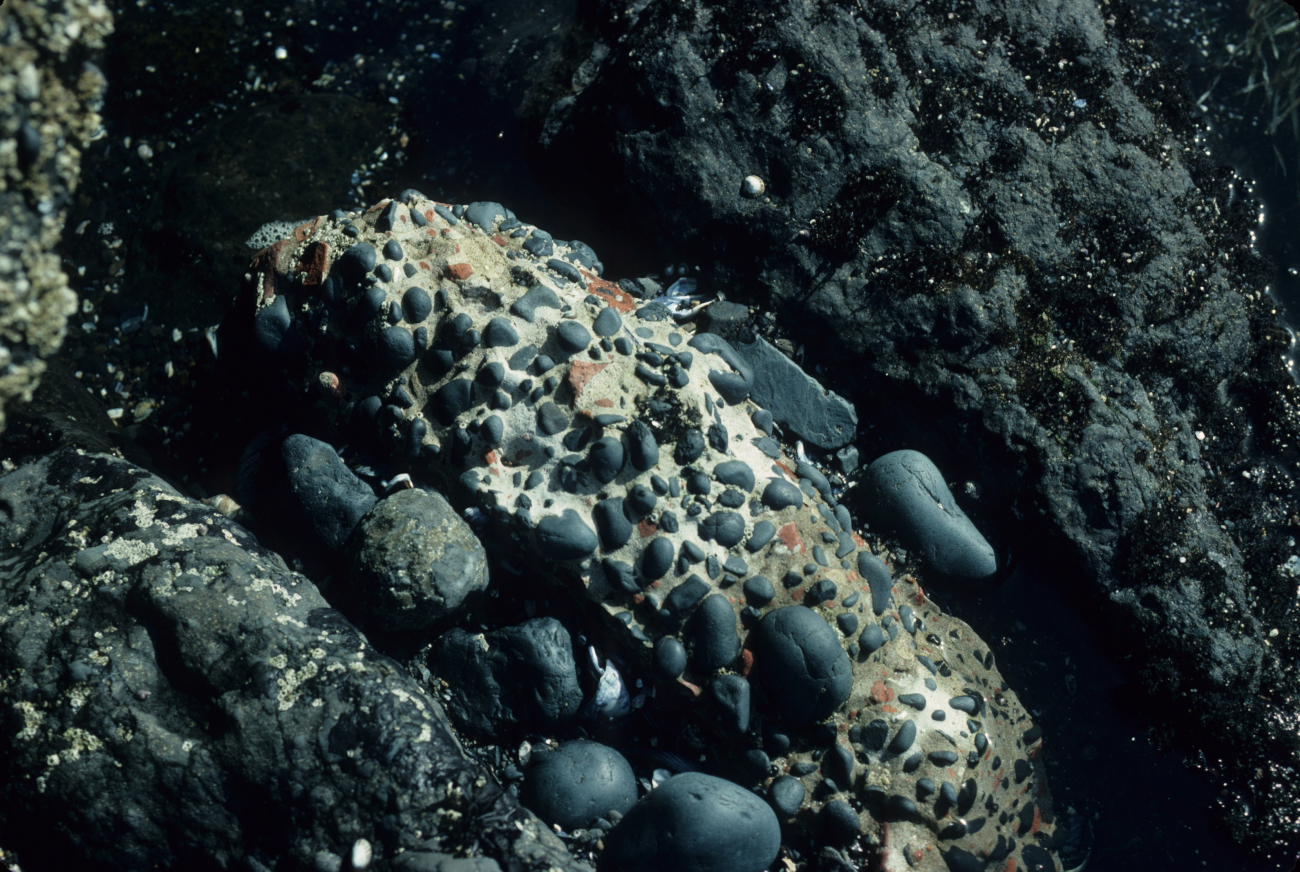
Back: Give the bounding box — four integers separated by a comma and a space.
520, 740, 637, 831
534, 0, 1300, 857
0, 447, 586, 872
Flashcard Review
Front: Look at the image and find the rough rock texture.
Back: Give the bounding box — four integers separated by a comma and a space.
234, 194, 1065, 870
346, 487, 489, 632
0, 0, 111, 434
0, 447, 589, 872
731, 336, 858, 450
535, 0, 1300, 856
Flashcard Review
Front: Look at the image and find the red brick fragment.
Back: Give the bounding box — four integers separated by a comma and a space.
637, 519, 658, 538
870, 680, 895, 704
297, 240, 330, 286
586, 275, 637, 312
448, 262, 473, 280
293, 216, 324, 241
492, 235, 507, 247
741, 648, 754, 677
775, 522, 805, 554
566, 361, 608, 401
594, 398, 614, 407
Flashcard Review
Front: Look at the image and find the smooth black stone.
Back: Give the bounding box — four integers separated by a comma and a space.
698, 511, 745, 548
635, 364, 667, 385
483, 316, 520, 347
511, 285, 562, 323
660, 512, 680, 534
589, 436, 625, 484
674, 428, 706, 464
744, 575, 776, 606
902, 752, 924, 773
680, 540, 705, 563
822, 744, 854, 790
741, 748, 771, 780
477, 361, 506, 387
624, 421, 660, 472
337, 242, 377, 284
1023, 724, 1043, 745
521, 740, 637, 831
932, 711, 946, 721
819, 800, 860, 846
916, 778, 936, 799
664, 575, 710, 616
782, 571, 801, 589
975, 733, 988, 755
889, 795, 919, 817
593, 499, 634, 550
465, 201, 507, 228
548, 257, 583, 283
818, 505, 839, 530
930, 750, 960, 766
949, 695, 978, 714
523, 234, 554, 257
556, 319, 592, 353
752, 409, 774, 435
534, 353, 557, 373
746, 521, 776, 552
430, 379, 474, 425
614, 336, 633, 355
751, 606, 852, 725
899, 603, 918, 633
525, 470, 545, 490
841, 591, 860, 609
755, 437, 781, 458
603, 559, 640, 594
402, 286, 432, 323
812, 545, 829, 567
770, 776, 805, 817
688, 594, 740, 673
593, 306, 622, 336
1014, 759, 1033, 784
941, 847, 983, 872
898, 693, 927, 711
888, 720, 917, 754
481, 415, 504, 446
686, 333, 753, 404
723, 555, 747, 575
666, 364, 689, 388
599, 774, 780, 872
624, 484, 657, 520
536, 402, 568, 435
687, 471, 711, 495
796, 461, 832, 501
917, 655, 937, 675
718, 488, 746, 510
761, 478, 804, 510
707, 423, 729, 453
254, 294, 302, 358
861, 450, 997, 580
705, 555, 721, 579
836, 613, 859, 636
731, 336, 858, 449
654, 635, 687, 679
857, 552, 894, 615
536, 509, 599, 559
713, 460, 755, 491
709, 674, 750, 733
835, 531, 856, 559
806, 579, 837, 604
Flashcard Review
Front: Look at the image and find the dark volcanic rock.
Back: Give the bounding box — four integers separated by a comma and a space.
536, 0, 1300, 853
0, 448, 583, 872
599, 773, 780, 872
429, 617, 584, 739
521, 740, 637, 832
345, 488, 488, 632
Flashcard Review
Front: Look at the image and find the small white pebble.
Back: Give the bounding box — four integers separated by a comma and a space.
106, 408, 124, 420
741, 174, 766, 197
350, 838, 372, 870
1195, 430, 1205, 441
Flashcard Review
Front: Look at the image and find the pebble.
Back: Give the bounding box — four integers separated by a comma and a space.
599, 773, 780, 872
761, 477, 803, 510
731, 337, 858, 449
593, 499, 634, 550
709, 673, 751, 733
593, 306, 622, 337
856, 551, 894, 615
625, 420, 660, 471
589, 436, 625, 484
743, 575, 776, 606
654, 635, 687, 679
535, 509, 599, 559
699, 511, 746, 547
521, 740, 637, 831
687, 594, 740, 673
750, 606, 852, 725
641, 536, 675, 580
769, 776, 805, 816
819, 800, 860, 845
861, 450, 997, 581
